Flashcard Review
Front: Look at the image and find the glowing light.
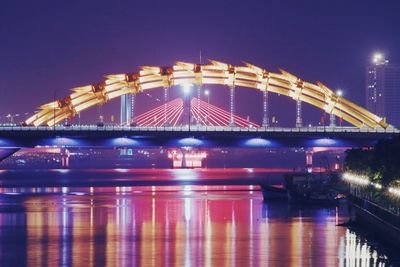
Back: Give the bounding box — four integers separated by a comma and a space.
182, 84, 193, 95
56, 169, 70, 174
389, 187, 400, 197
178, 137, 204, 147
371, 182, 382, 190
50, 137, 80, 147
115, 168, 129, 173
336, 89, 343, 97
204, 89, 210, 96
342, 173, 370, 186
69, 192, 86, 196
110, 137, 138, 146
172, 168, 198, 180
313, 138, 337, 146
373, 53, 383, 63
244, 138, 271, 147
183, 185, 192, 196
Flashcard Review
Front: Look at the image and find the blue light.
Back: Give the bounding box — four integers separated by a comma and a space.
243, 138, 271, 147
313, 138, 337, 146
178, 137, 204, 147
0, 138, 14, 147
49, 137, 80, 147
110, 137, 138, 147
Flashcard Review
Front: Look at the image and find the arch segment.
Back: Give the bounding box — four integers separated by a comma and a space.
26, 60, 389, 129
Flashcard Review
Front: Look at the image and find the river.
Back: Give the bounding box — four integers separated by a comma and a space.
0, 168, 398, 266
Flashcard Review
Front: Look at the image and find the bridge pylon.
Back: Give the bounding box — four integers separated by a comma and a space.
262, 90, 269, 127
296, 100, 303, 127
330, 113, 335, 127
230, 85, 235, 127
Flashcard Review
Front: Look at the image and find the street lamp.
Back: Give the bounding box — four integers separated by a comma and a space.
182, 84, 192, 129
204, 89, 210, 125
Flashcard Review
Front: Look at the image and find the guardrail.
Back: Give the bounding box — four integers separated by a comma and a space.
343, 182, 400, 217
0, 125, 399, 133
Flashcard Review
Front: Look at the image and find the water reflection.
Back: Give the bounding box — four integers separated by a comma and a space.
0, 187, 395, 266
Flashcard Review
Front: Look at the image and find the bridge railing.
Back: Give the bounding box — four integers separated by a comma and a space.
0, 125, 399, 133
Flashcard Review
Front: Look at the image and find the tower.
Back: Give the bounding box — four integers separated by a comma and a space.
120, 94, 133, 126
366, 54, 400, 127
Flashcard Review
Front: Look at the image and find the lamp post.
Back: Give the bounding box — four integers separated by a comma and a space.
204, 89, 210, 125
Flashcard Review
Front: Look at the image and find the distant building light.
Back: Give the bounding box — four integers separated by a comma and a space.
372, 53, 388, 65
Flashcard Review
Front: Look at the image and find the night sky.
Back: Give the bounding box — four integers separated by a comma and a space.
1, 0, 400, 126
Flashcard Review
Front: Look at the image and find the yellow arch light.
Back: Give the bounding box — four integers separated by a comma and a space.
25, 59, 389, 129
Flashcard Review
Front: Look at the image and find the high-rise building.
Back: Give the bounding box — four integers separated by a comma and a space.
120, 94, 134, 125
366, 54, 400, 127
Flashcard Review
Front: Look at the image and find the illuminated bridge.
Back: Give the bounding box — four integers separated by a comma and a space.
25, 59, 391, 129
1, 60, 399, 162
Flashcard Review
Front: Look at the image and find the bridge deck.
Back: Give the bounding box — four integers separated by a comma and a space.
1, 125, 399, 133
0, 126, 398, 148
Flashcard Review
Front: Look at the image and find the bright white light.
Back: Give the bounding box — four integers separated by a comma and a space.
371, 182, 382, 190
373, 53, 383, 63
336, 89, 343, 97
342, 173, 370, 186
183, 185, 192, 196
372, 53, 387, 65
389, 187, 400, 197
182, 84, 193, 95
204, 89, 210, 96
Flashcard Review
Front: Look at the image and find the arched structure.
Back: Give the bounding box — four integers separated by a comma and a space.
26, 60, 389, 129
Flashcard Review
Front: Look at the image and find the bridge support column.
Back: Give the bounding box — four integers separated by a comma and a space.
262, 90, 269, 127
197, 84, 201, 126
60, 147, 70, 168
296, 99, 302, 127
164, 86, 169, 126
131, 93, 135, 124
230, 85, 235, 127
306, 149, 313, 173
330, 113, 335, 127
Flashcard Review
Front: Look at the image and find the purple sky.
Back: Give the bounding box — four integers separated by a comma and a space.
1, 0, 400, 126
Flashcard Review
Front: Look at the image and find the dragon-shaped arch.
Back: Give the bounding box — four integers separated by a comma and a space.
26, 60, 389, 129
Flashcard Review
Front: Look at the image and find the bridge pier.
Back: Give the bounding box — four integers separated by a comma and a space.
168, 148, 206, 168
305, 149, 313, 173
60, 147, 70, 168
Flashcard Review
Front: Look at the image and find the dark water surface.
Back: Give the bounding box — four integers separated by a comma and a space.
0, 169, 398, 266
